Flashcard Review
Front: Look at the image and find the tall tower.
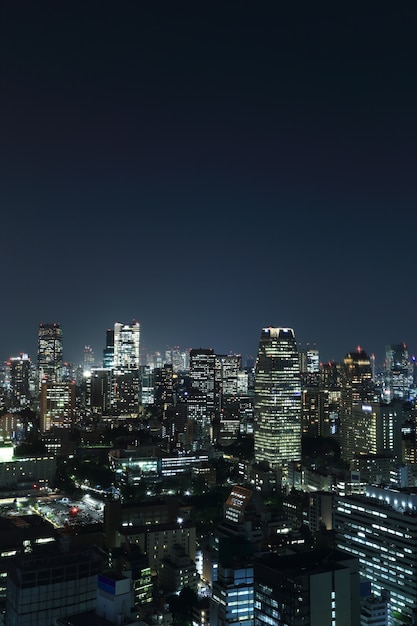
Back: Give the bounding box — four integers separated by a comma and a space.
254, 327, 302, 472
37, 323, 63, 386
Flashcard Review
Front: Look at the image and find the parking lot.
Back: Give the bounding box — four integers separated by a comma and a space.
0, 493, 104, 528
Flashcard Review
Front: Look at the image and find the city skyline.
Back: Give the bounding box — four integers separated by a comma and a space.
1, 4, 417, 370
2, 318, 415, 372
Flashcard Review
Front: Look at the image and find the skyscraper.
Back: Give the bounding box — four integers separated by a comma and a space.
384, 342, 412, 402
188, 348, 216, 448
335, 486, 417, 624
8, 353, 31, 407
113, 320, 140, 372
339, 348, 375, 462
253, 327, 302, 472
37, 323, 63, 386
102, 328, 115, 369
112, 320, 140, 415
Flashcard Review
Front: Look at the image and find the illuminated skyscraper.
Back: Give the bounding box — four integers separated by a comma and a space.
112, 320, 140, 415
339, 348, 374, 462
8, 353, 31, 407
188, 348, 216, 448
37, 323, 63, 386
40, 380, 75, 432
384, 342, 412, 402
335, 486, 417, 624
215, 354, 242, 411
253, 327, 302, 471
113, 321, 140, 371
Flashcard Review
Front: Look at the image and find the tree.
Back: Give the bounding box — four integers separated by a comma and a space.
167, 586, 198, 626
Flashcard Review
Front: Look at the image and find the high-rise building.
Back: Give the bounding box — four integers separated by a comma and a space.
188, 348, 216, 448
347, 400, 407, 465
209, 486, 262, 626
113, 321, 140, 371
384, 343, 412, 402
139, 365, 154, 406
89, 368, 112, 414
299, 345, 320, 387
37, 323, 63, 386
5, 544, 105, 626
320, 360, 342, 435
254, 548, 361, 626
210, 545, 254, 626
153, 363, 174, 410
165, 346, 189, 372
215, 354, 242, 411
82, 345, 95, 372
102, 328, 115, 369
39, 381, 75, 432
339, 348, 375, 463
334, 486, 417, 625
112, 321, 140, 415
8, 353, 31, 407
253, 327, 302, 472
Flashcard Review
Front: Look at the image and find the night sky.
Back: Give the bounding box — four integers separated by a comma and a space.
1, 2, 417, 368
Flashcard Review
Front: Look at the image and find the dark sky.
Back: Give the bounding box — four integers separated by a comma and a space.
1, 2, 417, 368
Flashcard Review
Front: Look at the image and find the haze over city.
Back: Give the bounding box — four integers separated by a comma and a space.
1, 3, 417, 368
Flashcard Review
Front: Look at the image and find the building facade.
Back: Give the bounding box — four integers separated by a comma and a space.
112, 320, 141, 415
335, 487, 417, 624
339, 348, 374, 462
253, 548, 360, 626
253, 327, 302, 473
37, 323, 63, 387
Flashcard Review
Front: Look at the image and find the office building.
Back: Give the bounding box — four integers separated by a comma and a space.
308, 490, 334, 533
89, 367, 112, 414
165, 346, 189, 372
215, 354, 242, 410
153, 363, 174, 410
334, 486, 417, 624
253, 327, 302, 473
299, 346, 320, 386
384, 343, 412, 402
103, 328, 115, 369
210, 552, 254, 626
360, 593, 389, 626
5, 544, 105, 626
188, 348, 216, 448
113, 321, 140, 371
37, 322, 63, 386
8, 353, 31, 407
112, 320, 140, 415
159, 543, 198, 594
301, 387, 325, 437
39, 380, 75, 432
0, 446, 56, 493
254, 548, 360, 626
83, 345, 95, 372
0, 514, 55, 610
339, 348, 375, 462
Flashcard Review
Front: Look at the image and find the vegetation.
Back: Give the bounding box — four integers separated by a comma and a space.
185, 487, 230, 536
14, 434, 47, 457
167, 586, 198, 626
